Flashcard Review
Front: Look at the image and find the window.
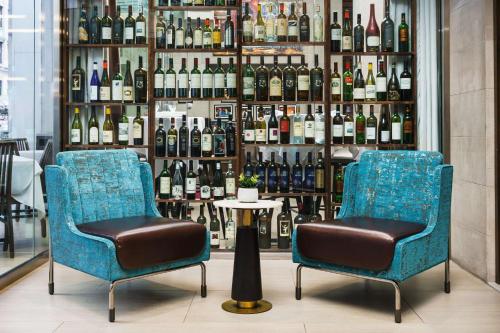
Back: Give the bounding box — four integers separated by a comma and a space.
0, 42, 3, 64
0, 80, 3, 96
0, 6, 3, 28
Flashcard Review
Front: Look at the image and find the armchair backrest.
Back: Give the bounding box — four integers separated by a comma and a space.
354, 151, 443, 225
55, 150, 146, 224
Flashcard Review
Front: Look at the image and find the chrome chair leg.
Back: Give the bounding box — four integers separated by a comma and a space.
295, 264, 303, 300
391, 281, 401, 323
200, 262, 207, 297
109, 282, 116, 322
48, 239, 54, 295
444, 258, 450, 293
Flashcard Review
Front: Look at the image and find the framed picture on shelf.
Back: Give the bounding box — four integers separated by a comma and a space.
214, 104, 233, 119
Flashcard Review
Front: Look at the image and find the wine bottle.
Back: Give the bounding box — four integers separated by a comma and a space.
258, 210, 271, 249
172, 161, 184, 199
294, 203, 306, 227
214, 58, 225, 98
299, 2, 310, 42
376, 60, 387, 100
210, 211, 220, 249
304, 105, 315, 144
265, 3, 276, 42
244, 152, 254, 178
99, 60, 111, 102
225, 163, 236, 199
254, 4, 266, 42
213, 162, 225, 200
88, 107, 99, 145
179, 115, 189, 157
165, 58, 176, 98
124, 5, 135, 45
186, 160, 196, 200
398, 13, 409, 52
268, 105, 279, 144
190, 58, 201, 98
159, 161, 171, 199
185, 17, 193, 48
355, 105, 366, 144
71, 108, 83, 145
353, 14, 364, 52
243, 109, 255, 144
255, 107, 267, 144
242, 55, 255, 101
366, 105, 378, 144
166, 14, 175, 48
101, 6, 112, 44
400, 61, 412, 101
331, 62, 341, 102
297, 55, 310, 101
387, 63, 400, 101
267, 152, 278, 193
292, 152, 303, 193
175, 18, 185, 49
280, 106, 290, 144
227, 58, 237, 97
202, 58, 213, 98
135, 6, 146, 44
256, 56, 269, 101
283, 56, 297, 101
310, 54, 323, 101
190, 118, 201, 157
194, 17, 203, 48
89, 62, 100, 102
256, 151, 266, 192
288, 3, 298, 42
342, 9, 352, 51
332, 105, 344, 144
213, 118, 226, 157
178, 58, 189, 98
154, 58, 165, 98
381, 0, 394, 52
201, 117, 213, 157
224, 11, 235, 49
155, 118, 166, 156
315, 106, 325, 144
343, 62, 353, 101
391, 109, 402, 144
304, 152, 315, 192
156, 11, 166, 48
242, 2, 253, 42
118, 109, 129, 146
226, 210, 236, 250
269, 56, 283, 101
313, 5, 323, 42
344, 108, 354, 144
71, 56, 86, 103
89, 6, 101, 44
402, 106, 414, 144
212, 19, 221, 49
276, 3, 287, 42
203, 18, 213, 49
133, 106, 144, 145
365, 62, 376, 101
124, 61, 134, 103
167, 117, 178, 157
366, 4, 380, 52
334, 165, 344, 203
330, 11, 341, 52
78, 5, 89, 44
353, 61, 365, 101
134, 56, 147, 103
197, 204, 207, 225
112, 63, 123, 102
315, 153, 325, 192
379, 105, 390, 144
200, 163, 212, 199
292, 107, 303, 144
279, 152, 290, 193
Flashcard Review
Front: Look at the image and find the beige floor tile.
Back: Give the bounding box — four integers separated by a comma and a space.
1, 321, 63, 333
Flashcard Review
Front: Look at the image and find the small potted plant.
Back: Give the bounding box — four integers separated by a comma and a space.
238, 174, 259, 203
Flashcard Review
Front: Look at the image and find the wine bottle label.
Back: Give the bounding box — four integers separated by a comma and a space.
201, 185, 211, 199
166, 74, 176, 89
185, 36, 193, 46
125, 27, 134, 40
167, 30, 174, 44
332, 28, 342, 41
79, 27, 89, 42
331, 77, 341, 95
201, 134, 212, 151
118, 123, 129, 142
269, 76, 282, 97
243, 77, 255, 95
103, 130, 113, 144
254, 25, 265, 40
168, 135, 176, 149
304, 120, 315, 138
392, 123, 401, 140
194, 30, 202, 46
135, 77, 145, 90
365, 85, 376, 99
259, 222, 267, 235
293, 121, 304, 137
213, 186, 224, 197
315, 169, 324, 189
160, 177, 171, 194
210, 231, 220, 246
112, 80, 123, 100
72, 74, 81, 91
342, 36, 352, 50
400, 29, 408, 42
279, 220, 290, 237
202, 74, 213, 89
133, 123, 142, 139
367, 36, 380, 47
288, 20, 298, 36
186, 178, 196, 193
226, 178, 236, 195
90, 86, 98, 101
155, 74, 164, 89
203, 32, 212, 45
297, 75, 310, 91
102, 27, 112, 40
178, 73, 188, 88
214, 134, 225, 155
100, 87, 111, 101
353, 88, 365, 100
136, 22, 146, 37
400, 78, 411, 90
376, 77, 387, 92
255, 129, 266, 142
172, 185, 183, 198
277, 18, 287, 36
214, 73, 225, 89
268, 168, 277, 189
175, 30, 185, 46
366, 127, 376, 140
344, 122, 354, 136
403, 120, 413, 133
227, 73, 237, 88
314, 19, 323, 41
381, 130, 390, 142
333, 124, 343, 137
156, 27, 165, 39
280, 120, 289, 133
265, 20, 275, 38
123, 86, 134, 101
213, 31, 221, 44
243, 21, 253, 37
292, 171, 302, 189
191, 73, 201, 89
315, 120, 325, 143
70, 129, 81, 144
244, 129, 255, 142
305, 169, 315, 189
269, 128, 279, 141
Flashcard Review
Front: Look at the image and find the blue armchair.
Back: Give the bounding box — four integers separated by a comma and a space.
292, 151, 453, 323
45, 150, 210, 322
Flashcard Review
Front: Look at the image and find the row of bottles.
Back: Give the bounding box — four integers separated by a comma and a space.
71, 56, 147, 103
155, 116, 236, 157
153, 57, 237, 98
70, 106, 145, 145
242, 2, 323, 43
159, 0, 237, 6
156, 12, 235, 49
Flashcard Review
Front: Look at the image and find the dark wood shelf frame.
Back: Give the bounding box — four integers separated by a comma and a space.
154, 156, 238, 161
66, 44, 147, 49
153, 6, 240, 11
65, 144, 150, 149
330, 51, 415, 56
331, 100, 415, 105
153, 48, 238, 55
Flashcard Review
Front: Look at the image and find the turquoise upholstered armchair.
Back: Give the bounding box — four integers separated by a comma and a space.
293, 151, 453, 323
45, 150, 210, 322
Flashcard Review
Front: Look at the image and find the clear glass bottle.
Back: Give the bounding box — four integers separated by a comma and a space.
225, 210, 235, 250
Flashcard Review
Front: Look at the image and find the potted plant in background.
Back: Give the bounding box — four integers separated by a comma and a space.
238, 174, 259, 203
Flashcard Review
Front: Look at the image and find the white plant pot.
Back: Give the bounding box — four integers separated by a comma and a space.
238, 188, 259, 203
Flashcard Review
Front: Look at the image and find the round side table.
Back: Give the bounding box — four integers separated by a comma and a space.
213, 199, 283, 314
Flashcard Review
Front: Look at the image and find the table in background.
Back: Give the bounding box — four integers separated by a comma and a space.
12, 155, 45, 218
214, 199, 283, 314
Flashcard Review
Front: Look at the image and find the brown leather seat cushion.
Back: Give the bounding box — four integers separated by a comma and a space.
296, 217, 426, 271
77, 216, 206, 270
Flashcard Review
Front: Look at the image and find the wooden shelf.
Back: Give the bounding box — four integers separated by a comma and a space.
330, 51, 414, 57
332, 143, 416, 148
154, 5, 240, 11
154, 156, 238, 161
242, 100, 324, 105
260, 192, 327, 197
243, 144, 323, 148
332, 101, 415, 105
65, 144, 150, 149
66, 44, 147, 49
242, 42, 325, 47
66, 102, 148, 107
153, 48, 238, 55
153, 97, 237, 102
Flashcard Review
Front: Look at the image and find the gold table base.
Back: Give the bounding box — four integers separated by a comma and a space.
221, 300, 272, 314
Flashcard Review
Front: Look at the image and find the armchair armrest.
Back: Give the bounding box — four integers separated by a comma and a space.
139, 162, 162, 217
337, 162, 359, 219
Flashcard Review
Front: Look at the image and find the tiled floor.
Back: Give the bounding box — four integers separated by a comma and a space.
1, 258, 500, 332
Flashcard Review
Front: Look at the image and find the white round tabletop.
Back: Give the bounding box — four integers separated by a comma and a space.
213, 200, 283, 210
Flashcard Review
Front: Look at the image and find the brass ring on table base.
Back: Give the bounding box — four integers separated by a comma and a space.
221, 300, 272, 314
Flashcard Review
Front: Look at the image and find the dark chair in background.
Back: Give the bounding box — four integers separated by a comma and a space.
0, 142, 17, 258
